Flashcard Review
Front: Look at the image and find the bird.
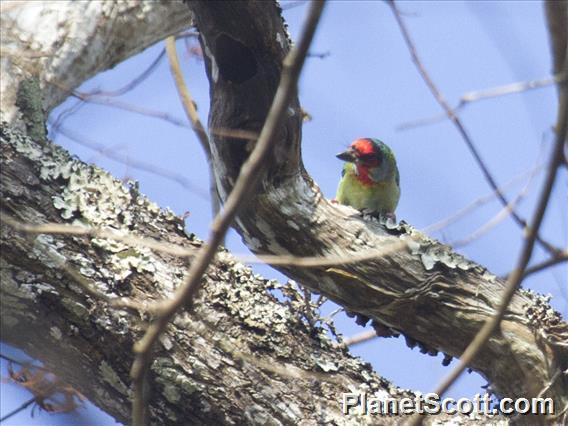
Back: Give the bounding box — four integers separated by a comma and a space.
335, 137, 400, 218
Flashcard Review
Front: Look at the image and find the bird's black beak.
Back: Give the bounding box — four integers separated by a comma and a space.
336, 148, 356, 162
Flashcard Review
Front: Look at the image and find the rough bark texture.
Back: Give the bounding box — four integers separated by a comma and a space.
2, 123, 424, 425
0, 1, 488, 425
0, 0, 565, 425
190, 0, 567, 412
1, 1, 193, 125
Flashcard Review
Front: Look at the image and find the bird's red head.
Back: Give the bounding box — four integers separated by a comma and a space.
351, 138, 376, 156
336, 138, 381, 168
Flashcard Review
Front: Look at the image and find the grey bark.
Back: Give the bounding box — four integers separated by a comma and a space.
0, 0, 193, 124
2, 122, 426, 425
189, 0, 567, 412
0, 1, 469, 425
0, 0, 565, 425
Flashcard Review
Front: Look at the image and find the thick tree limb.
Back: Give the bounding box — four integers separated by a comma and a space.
410, 56, 568, 426
0, 1, 489, 425
190, 0, 568, 412
1, 0, 193, 125
0, 0, 566, 424
130, 4, 324, 425
0, 123, 424, 424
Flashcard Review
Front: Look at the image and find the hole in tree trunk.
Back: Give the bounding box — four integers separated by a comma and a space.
214, 33, 258, 83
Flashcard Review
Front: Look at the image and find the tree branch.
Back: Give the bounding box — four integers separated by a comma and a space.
408, 54, 568, 426
193, 0, 567, 410
130, 3, 326, 424
1, 1, 566, 424
1, 122, 426, 424
1, 1, 193, 124
165, 35, 220, 220
388, 0, 560, 257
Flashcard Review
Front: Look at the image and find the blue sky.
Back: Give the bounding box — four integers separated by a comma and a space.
2, 1, 566, 424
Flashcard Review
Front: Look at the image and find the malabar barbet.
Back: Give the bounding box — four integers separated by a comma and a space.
335, 138, 400, 217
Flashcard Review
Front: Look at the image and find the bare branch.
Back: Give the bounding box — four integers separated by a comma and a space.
55, 125, 208, 199
165, 37, 210, 156
389, 0, 560, 257
165, 36, 220, 220
460, 73, 567, 104
398, 72, 567, 130
50, 50, 167, 134
1, 215, 195, 259
423, 163, 543, 235
343, 329, 377, 347
68, 90, 189, 128
0, 397, 36, 423
45, 76, 191, 129
506, 251, 568, 281
0, 214, 453, 270
405, 49, 568, 426
129, 2, 326, 424
90, 50, 167, 98
450, 158, 540, 248
50, 30, 200, 135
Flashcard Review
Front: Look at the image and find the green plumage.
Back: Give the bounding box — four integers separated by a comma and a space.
335, 138, 400, 215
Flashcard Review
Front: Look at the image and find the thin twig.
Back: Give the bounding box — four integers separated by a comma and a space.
50, 32, 199, 135
398, 72, 567, 130
58, 126, 258, 200
1, 214, 415, 271
405, 64, 568, 426
55, 124, 208, 199
0, 397, 36, 422
83, 49, 166, 98
450, 156, 541, 248
422, 163, 543, 235
70, 93, 189, 127
389, 0, 560, 257
165, 37, 210, 156
47, 77, 190, 128
449, 190, 522, 248
343, 329, 377, 347
50, 98, 89, 136
460, 72, 567, 104
13, 212, 564, 321
16, 198, 560, 272
0, 354, 50, 373
129, 3, 326, 425
10, 186, 561, 280
165, 36, 220, 220
1, 216, 195, 258
503, 250, 568, 281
